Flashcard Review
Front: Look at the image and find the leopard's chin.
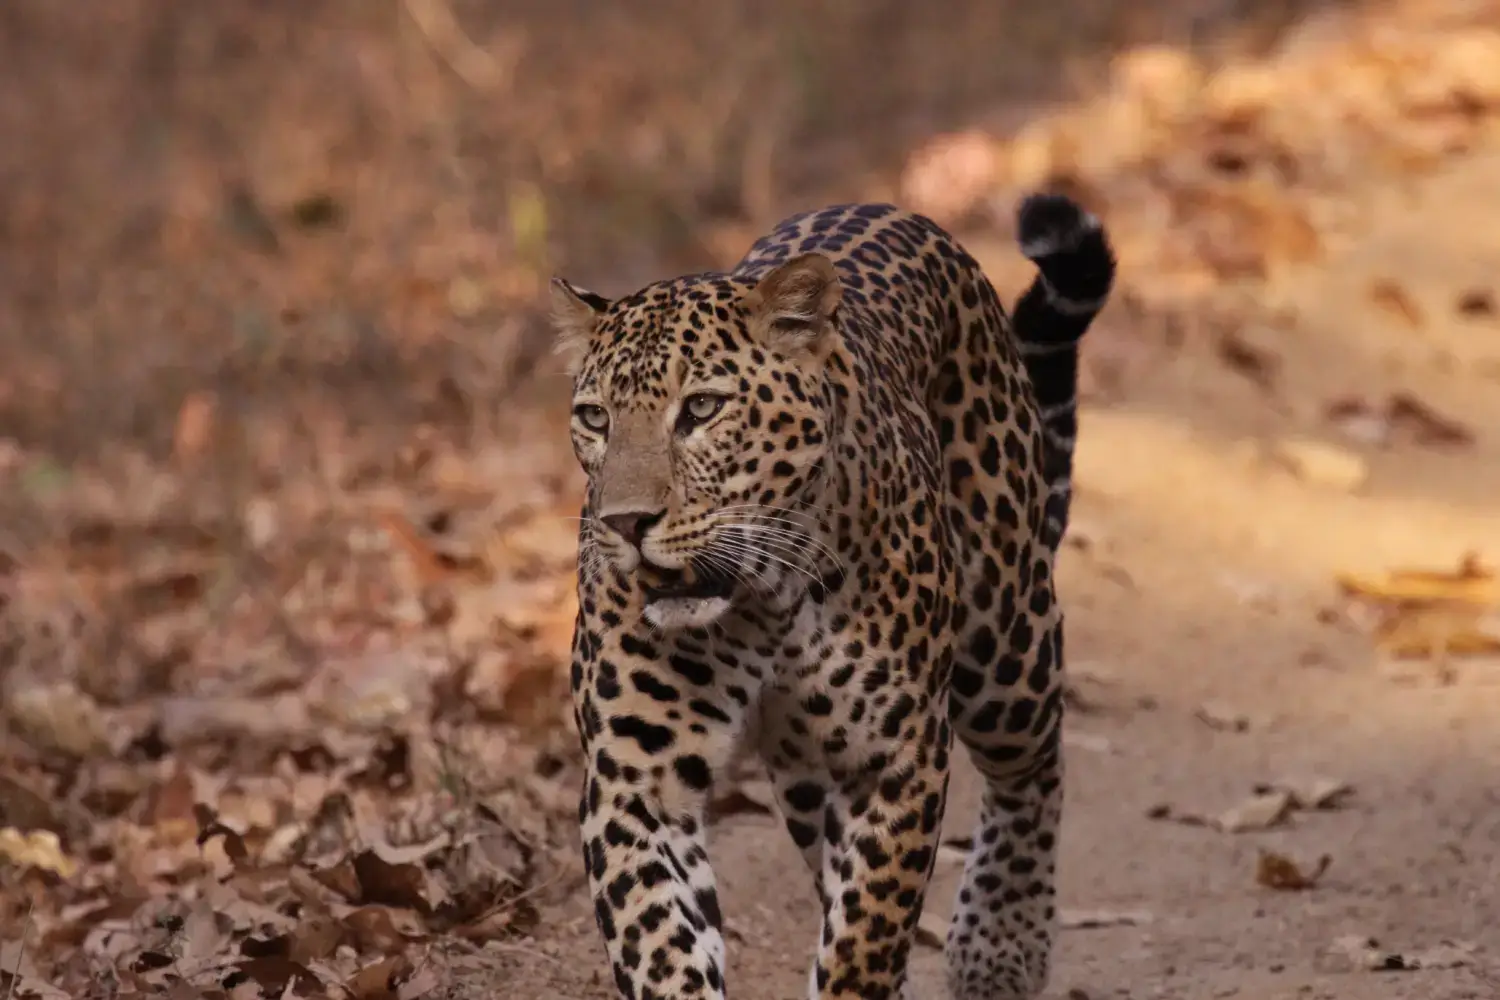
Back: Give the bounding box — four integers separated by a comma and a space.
642, 594, 732, 631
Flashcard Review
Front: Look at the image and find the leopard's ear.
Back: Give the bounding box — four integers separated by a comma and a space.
746, 253, 841, 359
549, 277, 610, 374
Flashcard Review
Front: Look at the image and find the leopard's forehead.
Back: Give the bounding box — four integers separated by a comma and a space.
579, 274, 753, 403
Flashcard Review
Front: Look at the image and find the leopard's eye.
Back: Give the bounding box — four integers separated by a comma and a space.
573, 404, 610, 433
681, 393, 726, 425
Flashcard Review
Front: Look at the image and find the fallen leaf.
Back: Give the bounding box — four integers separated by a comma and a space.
307, 649, 437, 734
1256, 850, 1331, 890
1061, 731, 1114, 754
1059, 908, 1153, 929
1273, 438, 1368, 492
1338, 553, 1497, 606
175, 897, 232, 969
936, 842, 970, 867
1216, 790, 1295, 832
707, 782, 775, 824
1325, 394, 1475, 450
1454, 288, 1494, 319
450, 898, 540, 942
915, 908, 947, 949
0, 773, 62, 838
493, 511, 585, 569
1195, 702, 1252, 733
347, 906, 419, 953
1368, 278, 1424, 328
1262, 777, 1354, 811
344, 954, 412, 1000
154, 693, 316, 747
1386, 392, 1474, 448
242, 916, 344, 966
1374, 604, 1500, 664
5, 680, 112, 757
172, 391, 218, 465
229, 956, 324, 994
0, 827, 77, 878
1325, 396, 1393, 448
396, 963, 445, 1000
223, 184, 282, 254
377, 509, 486, 586
0, 936, 70, 1000
311, 856, 364, 904
289, 192, 346, 231
193, 803, 250, 867
1217, 330, 1280, 389
1150, 770, 1357, 837
369, 832, 450, 868
1336, 555, 1500, 661
1177, 181, 1321, 278
351, 850, 438, 914
1148, 788, 1302, 833
122, 568, 208, 619
150, 765, 200, 845
464, 650, 567, 731
1386, 942, 1476, 971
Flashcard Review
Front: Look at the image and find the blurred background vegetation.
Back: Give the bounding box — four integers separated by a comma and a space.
0, 0, 1360, 465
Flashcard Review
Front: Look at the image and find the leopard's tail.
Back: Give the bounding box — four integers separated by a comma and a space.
1011, 193, 1116, 549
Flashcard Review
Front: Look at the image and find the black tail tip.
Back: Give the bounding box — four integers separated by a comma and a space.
1016, 193, 1102, 262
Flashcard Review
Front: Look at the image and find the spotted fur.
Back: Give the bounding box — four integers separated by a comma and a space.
555, 194, 1115, 1000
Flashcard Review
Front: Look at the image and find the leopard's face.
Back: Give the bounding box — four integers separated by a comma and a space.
555, 258, 841, 629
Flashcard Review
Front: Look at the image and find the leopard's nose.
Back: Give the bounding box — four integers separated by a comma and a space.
601, 509, 665, 549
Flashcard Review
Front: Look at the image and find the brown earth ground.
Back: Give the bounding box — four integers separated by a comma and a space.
1, 2, 1498, 999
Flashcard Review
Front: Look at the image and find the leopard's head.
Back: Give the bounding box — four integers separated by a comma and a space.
553, 254, 842, 629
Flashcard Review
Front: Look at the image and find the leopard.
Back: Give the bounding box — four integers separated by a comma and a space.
553, 192, 1116, 1000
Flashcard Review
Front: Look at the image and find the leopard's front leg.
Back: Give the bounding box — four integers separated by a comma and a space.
809, 703, 952, 1000
760, 651, 954, 1000
572, 612, 758, 1000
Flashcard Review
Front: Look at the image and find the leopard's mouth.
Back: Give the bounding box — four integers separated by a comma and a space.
640, 559, 735, 604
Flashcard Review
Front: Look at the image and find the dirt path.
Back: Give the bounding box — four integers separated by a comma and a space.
496, 138, 1500, 1000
